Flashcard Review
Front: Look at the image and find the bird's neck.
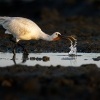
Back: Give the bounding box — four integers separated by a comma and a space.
40, 32, 53, 41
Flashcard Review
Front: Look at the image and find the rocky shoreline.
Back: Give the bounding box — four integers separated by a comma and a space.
0, 64, 99, 100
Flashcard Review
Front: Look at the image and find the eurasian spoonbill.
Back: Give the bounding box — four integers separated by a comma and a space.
0, 16, 65, 55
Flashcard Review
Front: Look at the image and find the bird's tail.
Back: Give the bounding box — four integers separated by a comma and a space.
0, 16, 10, 25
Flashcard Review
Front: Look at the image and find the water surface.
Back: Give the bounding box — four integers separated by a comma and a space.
0, 52, 99, 67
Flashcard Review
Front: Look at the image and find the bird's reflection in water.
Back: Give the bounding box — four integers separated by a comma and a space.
11, 53, 29, 65
11, 54, 16, 65
11, 53, 50, 65
22, 53, 29, 63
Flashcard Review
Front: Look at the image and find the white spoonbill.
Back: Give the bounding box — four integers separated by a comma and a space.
0, 16, 65, 55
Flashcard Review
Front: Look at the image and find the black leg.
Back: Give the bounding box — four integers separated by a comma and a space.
22, 52, 29, 63
9, 35, 29, 55
12, 42, 17, 55
9, 35, 15, 43
17, 43, 29, 55
9, 35, 17, 55
11, 54, 16, 65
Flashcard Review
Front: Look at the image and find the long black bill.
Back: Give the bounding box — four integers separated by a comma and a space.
59, 35, 76, 41
67, 35, 77, 41
58, 34, 67, 39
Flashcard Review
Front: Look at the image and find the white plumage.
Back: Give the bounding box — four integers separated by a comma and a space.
0, 16, 62, 54
0, 17, 62, 42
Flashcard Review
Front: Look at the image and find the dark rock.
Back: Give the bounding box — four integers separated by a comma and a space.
0, 64, 100, 99
92, 56, 100, 61
30, 57, 35, 60
42, 56, 50, 62
1, 80, 12, 87
35, 57, 42, 61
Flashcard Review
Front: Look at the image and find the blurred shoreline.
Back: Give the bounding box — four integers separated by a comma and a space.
0, 0, 100, 18
0, 64, 100, 100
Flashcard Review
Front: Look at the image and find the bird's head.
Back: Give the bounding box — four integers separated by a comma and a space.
51, 32, 62, 41
50, 32, 77, 42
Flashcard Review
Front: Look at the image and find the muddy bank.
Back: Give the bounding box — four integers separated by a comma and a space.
0, 64, 100, 100
0, 16, 100, 53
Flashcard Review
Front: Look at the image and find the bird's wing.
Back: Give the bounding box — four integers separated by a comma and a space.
0, 16, 11, 25
5, 30, 11, 34
1, 17, 41, 36
0, 17, 44, 40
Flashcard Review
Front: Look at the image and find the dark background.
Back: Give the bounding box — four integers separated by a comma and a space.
0, 0, 100, 19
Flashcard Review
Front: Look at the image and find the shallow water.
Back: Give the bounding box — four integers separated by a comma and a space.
0, 52, 100, 67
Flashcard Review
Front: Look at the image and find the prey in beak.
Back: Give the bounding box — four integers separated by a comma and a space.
67, 35, 77, 41
67, 35, 77, 45
60, 35, 77, 47
61, 35, 77, 41
54, 34, 76, 41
